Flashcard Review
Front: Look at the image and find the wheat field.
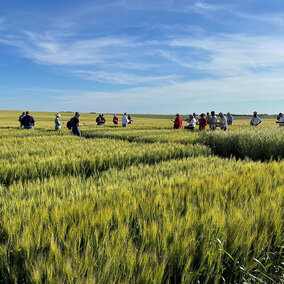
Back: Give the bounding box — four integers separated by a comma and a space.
0, 111, 283, 283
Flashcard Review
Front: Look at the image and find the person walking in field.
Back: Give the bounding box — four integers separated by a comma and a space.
55, 113, 64, 130
18, 112, 25, 129
276, 112, 284, 126
199, 113, 207, 130
172, 113, 182, 129
70, 112, 83, 137
209, 111, 217, 130
122, 112, 128, 127
21, 111, 35, 130
217, 112, 228, 131
113, 114, 119, 125
184, 114, 196, 131
250, 111, 262, 126
227, 112, 234, 125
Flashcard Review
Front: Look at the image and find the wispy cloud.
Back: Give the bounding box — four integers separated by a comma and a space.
0, 32, 137, 65
185, 1, 284, 25
69, 70, 179, 85
162, 34, 284, 76
2, 29, 284, 82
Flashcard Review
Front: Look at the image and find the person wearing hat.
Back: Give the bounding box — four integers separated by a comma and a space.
276, 113, 284, 126
70, 112, 83, 137
173, 113, 182, 129
54, 113, 64, 130
217, 112, 228, 131
250, 111, 262, 126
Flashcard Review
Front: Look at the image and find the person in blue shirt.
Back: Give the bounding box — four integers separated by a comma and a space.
227, 112, 234, 125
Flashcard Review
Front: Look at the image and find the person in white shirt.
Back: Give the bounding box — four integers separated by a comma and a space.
192, 113, 199, 125
185, 114, 196, 131
250, 111, 262, 126
276, 113, 284, 127
122, 112, 128, 127
217, 112, 228, 131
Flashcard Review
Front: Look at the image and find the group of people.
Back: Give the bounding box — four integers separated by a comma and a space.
62, 112, 134, 136
96, 114, 106, 125
18, 111, 36, 129
95, 113, 133, 126
121, 113, 133, 126
172, 111, 283, 131
17, 110, 283, 137
173, 111, 233, 131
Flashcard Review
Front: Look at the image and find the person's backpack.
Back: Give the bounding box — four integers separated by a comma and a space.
66, 120, 72, 129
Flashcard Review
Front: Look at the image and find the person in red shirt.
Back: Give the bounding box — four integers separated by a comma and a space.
199, 113, 207, 130
113, 114, 119, 125
173, 113, 182, 129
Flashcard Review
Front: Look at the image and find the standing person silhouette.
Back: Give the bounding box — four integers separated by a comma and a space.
173, 113, 182, 129
18, 112, 25, 129
209, 111, 217, 130
122, 113, 128, 127
21, 111, 35, 130
55, 113, 64, 130
70, 112, 83, 137
250, 111, 262, 126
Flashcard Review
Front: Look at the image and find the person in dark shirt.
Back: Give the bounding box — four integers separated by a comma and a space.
18, 112, 26, 129
96, 114, 102, 125
127, 114, 133, 124
71, 112, 83, 137
21, 111, 35, 130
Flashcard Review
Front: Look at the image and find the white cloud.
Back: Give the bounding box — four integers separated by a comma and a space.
0, 31, 138, 65
185, 1, 284, 26
47, 72, 284, 114
163, 34, 284, 76
2, 29, 284, 86
69, 70, 179, 85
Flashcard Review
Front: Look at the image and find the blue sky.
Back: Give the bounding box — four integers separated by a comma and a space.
0, 0, 284, 114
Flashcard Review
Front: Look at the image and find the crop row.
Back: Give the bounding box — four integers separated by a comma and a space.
197, 128, 284, 160
1, 126, 284, 162
0, 157, 283, 283
82, 129, 198, 144
0, 136, 210, 185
